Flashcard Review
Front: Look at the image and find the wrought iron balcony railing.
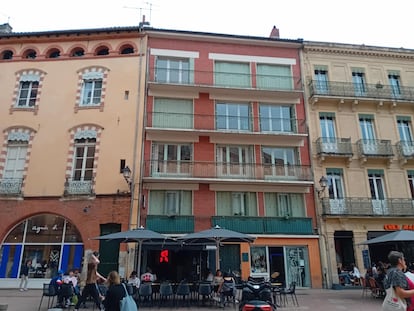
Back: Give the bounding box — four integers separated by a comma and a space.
146, 215, 195, 234
396, 140, 414, 158
63, 178, 94, 196
315, 137, 353, 156
144, 160, 313, 182
149, 67, 302, 91
321, 197, 414, 216
147, 112, 307, 134
0, 178, 23, 196
309, 80, 414, 101
356, 139, 394, 157
212, 216, 314, 234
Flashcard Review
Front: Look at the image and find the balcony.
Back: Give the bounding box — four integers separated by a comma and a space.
148, 68, 302, 102
146, 112, 307, 145
396, 141, 414, 163
212, 216, 314, 234
146, 215, 194, 234
63, 178, 94, 196
315, 137, 353, 159
321, 197, 414, 216
356, 139, 393, 162
309, 80, 414, 103
143, 160, 313, 184
0, 178, 23, 196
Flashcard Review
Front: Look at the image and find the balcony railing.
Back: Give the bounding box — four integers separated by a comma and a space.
147, 112, 307, 134
309, 80, 414, 101
321, 197, 414, 216
144, 160, 313, 182
396, 141, 414, 158
149, 67, 302, 91
0, 178, 23, 196
146, 215, 194, 234
212, 216, 314, 234
64, 178, 94, 196
356, 139, 393, 157
315, 137, 353, 156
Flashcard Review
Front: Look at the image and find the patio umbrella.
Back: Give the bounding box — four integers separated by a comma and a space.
359, 230, 414, 245
177, 225, 255, 270
92, 226, 173, 277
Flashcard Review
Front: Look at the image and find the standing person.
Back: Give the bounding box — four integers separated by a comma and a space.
19, 260, 32, 291
384, 251, 414, 310
102, 271, 127, 311
74, 251, 106, 311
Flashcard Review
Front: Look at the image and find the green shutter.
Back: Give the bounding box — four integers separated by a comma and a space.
359, 114, 374, 120
407, 170, 414, 177
367, 169, 384, 175
319, 112, 335, 118
397, 116, 411, 122
326, 168, 343, 174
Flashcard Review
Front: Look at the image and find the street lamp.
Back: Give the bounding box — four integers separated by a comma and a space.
317, 176, 328, 198
122, 166, 132, 186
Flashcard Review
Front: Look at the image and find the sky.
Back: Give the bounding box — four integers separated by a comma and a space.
1, 0, 413, 50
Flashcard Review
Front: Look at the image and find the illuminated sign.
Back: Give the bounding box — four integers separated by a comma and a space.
159, 250, 169, 263
384, 224, 414, 231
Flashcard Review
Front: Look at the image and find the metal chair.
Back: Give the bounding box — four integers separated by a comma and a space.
138, 282, 153, 307
198, 282, 213, 306
279, 281, 299, 306
38, 283, 57, 311
175, 282, 191, 307
159, 282, 174, 307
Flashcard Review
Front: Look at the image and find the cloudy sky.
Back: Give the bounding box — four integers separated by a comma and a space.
1, 0, 413, 49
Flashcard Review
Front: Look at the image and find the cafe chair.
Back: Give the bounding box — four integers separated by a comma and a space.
159, 282, 174, 307
175, 282, 191, 307
38, 283, 57, 311
138, 282, 153, 307
198, 282, 213, 306
279, 281, 299, 307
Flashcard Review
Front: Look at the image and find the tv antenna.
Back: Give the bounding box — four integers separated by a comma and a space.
123, 1, 154, 25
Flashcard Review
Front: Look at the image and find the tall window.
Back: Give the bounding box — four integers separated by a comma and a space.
16, 73, 40, 108
408, 171, 414, 199
368, 170, 386, 214
327, 169, 344, 199
359, 115, 376, 140
151, 143, 191, 175
72, 138, 95, 181
314, 67, 328, 94
262, 147, 297, 177
352, 70, 366, 96
388, 72, 402, 98
216, 192, 257, 216
214, 61, 250, 88
257, 64, 292, 90
149, 190, 192, 216
259, 105, 293, 132
216, 145, 253, 177
153, 98, 193, 129
397, 117, 413, 142
264, 193, 304, 217
80, 71, 103, 106
156, 57, 190, 84
216, 103, 251, 131
319, 112, 336, 140
1, 138, 28, 195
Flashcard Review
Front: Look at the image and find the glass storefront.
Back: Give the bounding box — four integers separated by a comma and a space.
250, 245, 311, 287
0, 214, 83, 278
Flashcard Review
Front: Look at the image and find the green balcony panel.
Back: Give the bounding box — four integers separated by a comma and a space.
146, 215, 194, 234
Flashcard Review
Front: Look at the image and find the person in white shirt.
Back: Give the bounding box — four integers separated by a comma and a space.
128, 270, 141, 296
140, 267, 157, 283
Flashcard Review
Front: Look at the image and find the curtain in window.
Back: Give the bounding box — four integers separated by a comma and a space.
214, 62, 250, 88
153, 98, 193, 128
257, 64, 292, 90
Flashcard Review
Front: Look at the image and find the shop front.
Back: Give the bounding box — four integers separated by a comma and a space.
0, 214, 83, 287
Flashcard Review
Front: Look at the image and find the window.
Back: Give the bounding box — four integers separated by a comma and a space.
215, 61, 250, 88
216, 145, 253, 177
262, 147, 297, 177
46, 48, 60, 58
120, 45, 134, 54
216, 192, 257, 216
153, 98, 193, 128
156, 57, 190, 84
16, 73, 40, 108
96, 46, 109, 55
257, 64, 292, 90
314, 67, 329, 93
80, 72, 103, 106
1, 50, 13, 60
149, 190, 192, 216
408, 171, 414, 199
327, 169, 344, 199
72, 138, 95, 182
368, 170, 387, 214
388, 72, 402, 98
264, 193, 304, 217
260, 104, 293, 132
151, 143, 191, 175
319, 112, 338, 152
216, 102, 251, 131
397, 116, 413, 142
22, 49, 36, 59
359, 115, 376, 140
70, 48, 85, 57
352, 70, 366, 96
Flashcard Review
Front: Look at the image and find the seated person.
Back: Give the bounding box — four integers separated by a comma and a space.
50, 269, 73, 308
128, 270, 141, 295
212, 269, 224, 293
140, 267, 157, 283
218, 272, 236, 307
337, 263, 352, 285
205, 269, 214, 282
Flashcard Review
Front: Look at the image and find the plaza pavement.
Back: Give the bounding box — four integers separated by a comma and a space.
0, 287, 383, 311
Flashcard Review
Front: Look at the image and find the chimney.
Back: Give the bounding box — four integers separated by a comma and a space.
0, 23, 12, 34
269, 26, 279, 39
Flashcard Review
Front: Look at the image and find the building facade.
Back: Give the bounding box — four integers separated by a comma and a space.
140, 29, 322, 288
0, 26, 146, 287
303, 41, 414, 287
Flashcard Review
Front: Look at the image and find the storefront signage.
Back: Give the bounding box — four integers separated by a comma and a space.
384, 224, 414, 231
31, 224, 59, 233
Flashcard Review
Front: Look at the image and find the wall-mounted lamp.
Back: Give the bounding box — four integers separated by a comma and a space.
316, 176, 328, 198
122, 166, 132, 186
83, 205, 91, 213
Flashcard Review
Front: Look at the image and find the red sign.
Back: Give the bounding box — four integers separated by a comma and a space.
384, 224, 414, 231
159, 250, 169, 263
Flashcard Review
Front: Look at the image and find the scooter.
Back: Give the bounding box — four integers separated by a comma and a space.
239, 278, 276, 311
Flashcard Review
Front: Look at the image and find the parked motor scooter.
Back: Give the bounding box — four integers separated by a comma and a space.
239, 278, 276, 311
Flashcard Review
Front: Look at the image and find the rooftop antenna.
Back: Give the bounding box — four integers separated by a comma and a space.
123, 1, 154, 26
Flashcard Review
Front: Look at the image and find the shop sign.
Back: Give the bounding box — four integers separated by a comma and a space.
31, 224, 59, 233
384, 224, 414, 231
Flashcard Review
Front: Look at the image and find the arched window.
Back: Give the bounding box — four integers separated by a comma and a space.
46, 48, 61, 58
120, 45, 134, 55
96, 46, 109, 56
1, 50, 13, 60
22, 49, 37, 59
70, 47, 85, 57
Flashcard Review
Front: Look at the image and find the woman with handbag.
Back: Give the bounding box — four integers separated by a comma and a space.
383, 251, 414, 311
102, 271, 126, 311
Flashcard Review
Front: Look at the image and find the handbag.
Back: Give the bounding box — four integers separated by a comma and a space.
382, 286, 407, 311
120, 283, 138, 311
